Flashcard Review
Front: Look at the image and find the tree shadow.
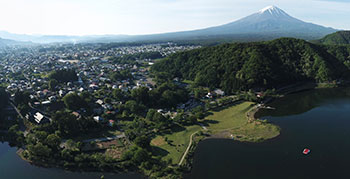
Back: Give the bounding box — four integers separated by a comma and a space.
210, 100, 244, 112
151, 146, 169, 157
204, 111, 213, 116
166, 124, 186, 134
200, 119, 219, 126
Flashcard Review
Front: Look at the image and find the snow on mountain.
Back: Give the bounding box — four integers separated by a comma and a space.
260, 6, 285, 15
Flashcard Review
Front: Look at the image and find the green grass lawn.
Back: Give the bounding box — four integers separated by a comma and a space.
203, 102, 254, 133
151, 125, 202, 164
203, 101, 280, 142
228, 122, 280, 142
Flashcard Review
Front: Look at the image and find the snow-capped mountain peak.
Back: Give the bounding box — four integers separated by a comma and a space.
259, 5, 288, 16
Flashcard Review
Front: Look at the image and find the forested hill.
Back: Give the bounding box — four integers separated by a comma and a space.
151, 38, 350, 93
315, 31, 350, 45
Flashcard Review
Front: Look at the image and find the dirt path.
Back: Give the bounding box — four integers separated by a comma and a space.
178, 131, 198, 166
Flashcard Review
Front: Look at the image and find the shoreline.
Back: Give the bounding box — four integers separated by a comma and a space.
206, 103, 281, 142
12, 83, 346, 178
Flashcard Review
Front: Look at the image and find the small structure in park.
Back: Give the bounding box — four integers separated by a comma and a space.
34, 112, 49, 124
93, 116, 104, 123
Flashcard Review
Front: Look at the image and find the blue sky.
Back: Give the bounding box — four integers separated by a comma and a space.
0, 0, 349, 35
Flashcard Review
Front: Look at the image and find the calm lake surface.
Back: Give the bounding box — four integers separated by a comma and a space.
187, 88, 350, 179
0, 142, 142, 179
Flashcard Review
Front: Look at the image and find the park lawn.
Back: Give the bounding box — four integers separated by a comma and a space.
204, 102, 254, 133
203, 101, 280, 142
151, 125, 202, 164
228, 122, 280, 142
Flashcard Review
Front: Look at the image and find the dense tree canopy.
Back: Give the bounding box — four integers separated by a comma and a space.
62, 92, 89, 111
0, 88, 8, 109
152, 38, 350, 93
48, 79, 58, 91
110, 70, 133, 81
14, 91, 30, 106
49, 69, 78, 83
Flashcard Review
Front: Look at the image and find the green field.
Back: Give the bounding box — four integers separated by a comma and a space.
203, 101, 280, 142
204, 102, 253, 132
151, 125, 202, 164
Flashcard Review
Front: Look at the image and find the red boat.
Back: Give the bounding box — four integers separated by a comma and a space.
303, 148, 311, 155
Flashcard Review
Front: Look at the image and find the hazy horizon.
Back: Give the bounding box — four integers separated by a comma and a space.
0, 0, 349, 36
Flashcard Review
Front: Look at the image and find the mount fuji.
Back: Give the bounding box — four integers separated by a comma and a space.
198, 6, 336, 38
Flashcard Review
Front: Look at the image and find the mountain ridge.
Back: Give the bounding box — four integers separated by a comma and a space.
0, 37, 28, 47
314, 31, 350, 45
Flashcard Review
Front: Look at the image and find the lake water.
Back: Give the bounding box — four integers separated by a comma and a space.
187, 88, 350, 179
0, 142, 142, 179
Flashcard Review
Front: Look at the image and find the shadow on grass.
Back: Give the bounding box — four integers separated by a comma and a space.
151, 146, 169, 157
167, 124, 186, 134
210, 100, 244, 112
200, 119, 219, 126
156, 124, 187, 136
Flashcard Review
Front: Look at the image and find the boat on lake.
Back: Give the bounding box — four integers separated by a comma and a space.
303, 148, 311, 155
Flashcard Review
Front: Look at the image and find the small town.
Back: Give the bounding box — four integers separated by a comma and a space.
1, 42, 202, 122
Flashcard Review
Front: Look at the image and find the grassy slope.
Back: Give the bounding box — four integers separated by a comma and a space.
151, 125, 202, 164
